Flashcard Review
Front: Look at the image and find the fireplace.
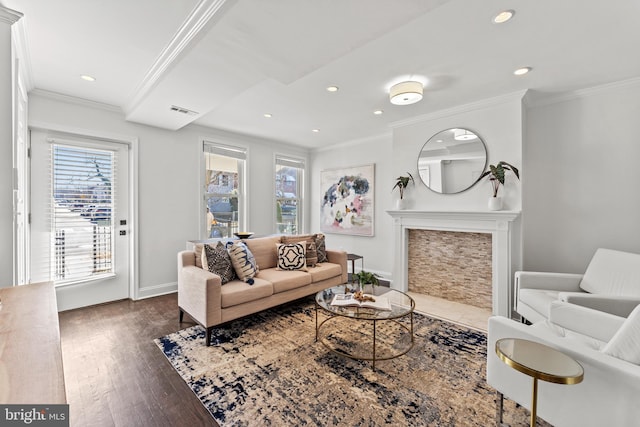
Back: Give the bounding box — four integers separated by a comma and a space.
387, 210, 521, 317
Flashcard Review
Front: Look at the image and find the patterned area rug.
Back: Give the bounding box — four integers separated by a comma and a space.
155, 299, 534, 426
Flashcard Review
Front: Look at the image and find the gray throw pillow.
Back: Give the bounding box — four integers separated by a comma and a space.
203, 242, 237, 284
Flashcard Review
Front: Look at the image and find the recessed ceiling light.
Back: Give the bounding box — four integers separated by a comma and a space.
373, 110, 384, 115
514, 67, 532, 76
326, 86, 339, 92
312, 129, 320, 133
80, 74, 96, 82
263, 113, 272, 118
493, 10, 515, 24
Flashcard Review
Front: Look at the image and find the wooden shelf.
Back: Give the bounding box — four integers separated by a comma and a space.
0, 282, 66, 404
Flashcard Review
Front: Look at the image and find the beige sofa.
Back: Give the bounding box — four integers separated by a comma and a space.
178, 234, 347, 345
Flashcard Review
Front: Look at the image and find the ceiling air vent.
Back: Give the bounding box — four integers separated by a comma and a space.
170, 105, 199, 116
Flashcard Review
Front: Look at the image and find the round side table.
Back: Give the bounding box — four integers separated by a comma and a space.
496, 338, 584, 427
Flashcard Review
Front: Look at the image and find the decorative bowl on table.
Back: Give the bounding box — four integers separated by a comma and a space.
234, 232, 254, 239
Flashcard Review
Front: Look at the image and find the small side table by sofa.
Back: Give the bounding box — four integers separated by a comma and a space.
495, 338, 584, 427
346, 253, 363, 283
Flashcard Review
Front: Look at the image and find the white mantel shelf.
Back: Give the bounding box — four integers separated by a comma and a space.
386, 209, 522, 318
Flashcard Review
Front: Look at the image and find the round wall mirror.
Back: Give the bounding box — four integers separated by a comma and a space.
417, 128, 487, 194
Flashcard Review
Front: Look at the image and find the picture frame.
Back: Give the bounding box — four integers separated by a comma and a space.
320, 164, 374, 236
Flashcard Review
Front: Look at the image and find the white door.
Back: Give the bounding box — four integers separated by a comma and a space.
30, 130, 130, 310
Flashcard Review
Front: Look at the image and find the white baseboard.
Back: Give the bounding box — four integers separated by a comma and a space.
135, 282, 177, 300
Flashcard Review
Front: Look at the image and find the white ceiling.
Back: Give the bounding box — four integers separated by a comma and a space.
5, 0, 640, 148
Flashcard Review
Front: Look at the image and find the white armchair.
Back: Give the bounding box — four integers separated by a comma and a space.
515, 248, 640, 323
487, 301, 640, 426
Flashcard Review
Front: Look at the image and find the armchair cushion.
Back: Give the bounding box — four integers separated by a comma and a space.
548, 300, 626, 343
579, 248, 640, 295
603, 304, 640, 365
559, 293, 640, 318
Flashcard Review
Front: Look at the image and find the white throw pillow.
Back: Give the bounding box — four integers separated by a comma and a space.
602, 304, 640, 365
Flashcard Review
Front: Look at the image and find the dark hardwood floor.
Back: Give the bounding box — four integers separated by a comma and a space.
58, 293, 218, 427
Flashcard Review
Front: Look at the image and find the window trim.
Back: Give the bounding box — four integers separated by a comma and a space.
202, 140, 247, 238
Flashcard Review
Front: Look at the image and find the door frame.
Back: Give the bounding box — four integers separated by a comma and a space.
29, 120, 139, 301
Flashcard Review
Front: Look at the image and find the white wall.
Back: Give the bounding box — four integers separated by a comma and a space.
310, 134, 394, 279
27, 92, 308, 299
523, 79, 640, 273
0, 19, 12, 287
392, 93, 524, 212
309, 93, 525, 281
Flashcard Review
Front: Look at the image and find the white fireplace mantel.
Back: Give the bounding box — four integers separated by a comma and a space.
387, 210, 522, 317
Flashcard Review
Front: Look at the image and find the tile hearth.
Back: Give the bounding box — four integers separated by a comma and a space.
410, 292, 490, 332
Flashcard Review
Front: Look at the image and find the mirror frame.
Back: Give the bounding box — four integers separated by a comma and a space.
417, 127, 487, 194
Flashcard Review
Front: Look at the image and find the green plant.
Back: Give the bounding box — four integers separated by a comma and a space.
353, 270, 380, 286
478, 161, 520, 197
392, 172, 415, 199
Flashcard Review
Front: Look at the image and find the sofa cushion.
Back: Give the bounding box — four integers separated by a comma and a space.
220, 277, 274, 308
308, 262, 342, 282
257, 268, 312, 293
245, 235, 282, 269
315, 233, 328, 263
276, 242, 307, 271
602, 304, 640, 364
228, 241, 259, 284
579, 248, 640, 296
203, 242, 236, 284
282, 235, 317, 267
194, 243, 204, 268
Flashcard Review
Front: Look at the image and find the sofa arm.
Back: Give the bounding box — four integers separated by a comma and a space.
515, 271, 583, 291
558, 293, 640, 318
326, 249, 348, 284
177, 253, 223, 328
549, 301, 626, 342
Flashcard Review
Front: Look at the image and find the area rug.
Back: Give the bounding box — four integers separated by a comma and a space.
155, 299, 535, 426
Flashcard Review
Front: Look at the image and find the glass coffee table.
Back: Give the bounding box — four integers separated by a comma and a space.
315, 285, 415, 370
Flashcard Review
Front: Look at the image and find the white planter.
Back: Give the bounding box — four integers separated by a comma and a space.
395, 198, 407, 210
488, 196, 503, 211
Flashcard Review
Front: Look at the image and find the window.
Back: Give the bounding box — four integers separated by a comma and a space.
275, 155, 304, 234
204, 142, 245, 239
51, 144, 115, 282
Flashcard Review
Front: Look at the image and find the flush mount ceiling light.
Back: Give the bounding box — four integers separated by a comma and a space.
493, 9, 515, 24
389, 81, 423, 105
514, 66, 532, 76
312, 129, 320, 133
326, 86, 339, 92
373, 109, 384, 115
263, 113, 272, 118
453, 129, 476, 141
80, 74, 96, 82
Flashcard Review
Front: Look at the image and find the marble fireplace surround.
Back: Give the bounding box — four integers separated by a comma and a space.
387, 210, 521, 318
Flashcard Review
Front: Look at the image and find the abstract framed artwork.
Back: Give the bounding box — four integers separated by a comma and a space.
320, 164, 374, 236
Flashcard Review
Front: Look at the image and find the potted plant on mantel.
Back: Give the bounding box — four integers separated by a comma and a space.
478, 161, 520, 211
392, 172, 414, 210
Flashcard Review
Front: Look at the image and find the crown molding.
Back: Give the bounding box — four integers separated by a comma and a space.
524, 76, 640, 108
312, 130, 392, 153
123, 0, 233, 115
0, 5, 22, 25
389, 90, 528, 130
31, 88, 123, 114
